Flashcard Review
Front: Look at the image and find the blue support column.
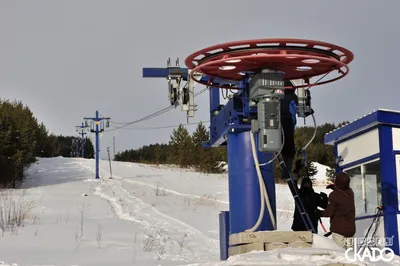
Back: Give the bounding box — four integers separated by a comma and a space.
95, 111, 100, 179
209, 87, 220, 144
84, 111, 110, 179
81, 122, 85, 158
219, 211, 230, 260
379, 125, 399, 254
210, 87, 220, 114
227, 131, 276, 234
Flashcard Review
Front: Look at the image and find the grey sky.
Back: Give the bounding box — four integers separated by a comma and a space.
1, 0, 399, 159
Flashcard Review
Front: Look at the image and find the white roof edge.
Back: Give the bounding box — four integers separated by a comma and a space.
377, 108, 400, 114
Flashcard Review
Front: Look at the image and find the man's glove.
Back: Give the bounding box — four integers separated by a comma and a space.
326, 183, 335, 190
315, 209, 323, 219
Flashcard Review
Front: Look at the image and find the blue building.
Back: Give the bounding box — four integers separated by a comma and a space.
324, 109, 400, 255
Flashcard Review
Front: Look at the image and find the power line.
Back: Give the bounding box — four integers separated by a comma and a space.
105, 86, 210, 132
110, 120, 210, 131
105, 105, 175, 132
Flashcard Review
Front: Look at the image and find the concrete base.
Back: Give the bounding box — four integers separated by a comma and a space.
228, 230, 313, 256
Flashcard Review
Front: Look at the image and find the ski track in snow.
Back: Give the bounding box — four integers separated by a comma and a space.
80, 162, 219, 262
78, 161, 292, 214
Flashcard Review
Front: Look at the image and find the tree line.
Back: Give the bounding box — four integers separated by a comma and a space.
115, 122, 227, 173
114, 120, 348, 181
0, 99, 94, 188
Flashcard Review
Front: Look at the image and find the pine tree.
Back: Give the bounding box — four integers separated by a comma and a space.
326, 167, 335, 182
169, 124, 193, 168
191, 122, 223, 173
83, 137, 94, 159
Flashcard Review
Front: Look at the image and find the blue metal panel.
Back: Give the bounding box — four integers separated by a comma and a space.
209, 95, 257, 147
227, 131, 275, 234
142, 67, 241, 86
219, 211, 230, 260
209, 87, 221, 146
379, 125, 399, 255
377, 110, 400, 126
210, 87, 220, 114
325, 110, 400, 145
143, 68, 171, 78
142, 67, 189, 78
324, 111, 379, 145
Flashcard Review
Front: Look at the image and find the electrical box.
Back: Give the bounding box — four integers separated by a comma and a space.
249, 70, 285, 153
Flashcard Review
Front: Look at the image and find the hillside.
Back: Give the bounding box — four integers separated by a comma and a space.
0, 157, 396, 265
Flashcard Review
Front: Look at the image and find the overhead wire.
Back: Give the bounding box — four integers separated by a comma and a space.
105, 106, 175, 132
110, 120, 210, 131
105, 85, 209, 131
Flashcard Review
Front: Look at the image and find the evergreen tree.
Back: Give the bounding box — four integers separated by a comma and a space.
83, 137, 94, 158
191, 122, 223, 173
169, 124, 193, 167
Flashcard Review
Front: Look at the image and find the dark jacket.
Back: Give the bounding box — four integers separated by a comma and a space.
320, 172, 356, 237
280, 89, 298, 158
291, 178, 328, 233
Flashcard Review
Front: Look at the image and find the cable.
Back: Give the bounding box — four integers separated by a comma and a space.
110, 121, 210, 131
108, 86, 209, 127
246, 130, 277, 231
108, 105, 173, 126
105, 106, 174, 132
302, 113, 317, 151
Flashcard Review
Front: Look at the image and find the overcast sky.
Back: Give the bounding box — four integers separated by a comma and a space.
1, 0, 399, 159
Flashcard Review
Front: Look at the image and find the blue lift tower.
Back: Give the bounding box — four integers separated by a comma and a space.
142, 39, 353, 260
71, 137, 79, 157
75, 122, 87, 158
84, 111, 111, 179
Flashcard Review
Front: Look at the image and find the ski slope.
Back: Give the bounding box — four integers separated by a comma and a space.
0, 157, 398, 266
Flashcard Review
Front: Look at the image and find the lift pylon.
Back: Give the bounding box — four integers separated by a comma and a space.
142, 38, 354, 260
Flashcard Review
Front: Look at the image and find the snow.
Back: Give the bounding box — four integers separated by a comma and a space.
0, 157, 398, 265
311, 162, 332, 185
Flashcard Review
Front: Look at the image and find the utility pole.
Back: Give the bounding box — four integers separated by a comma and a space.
112, 131, 119, 159
113, 136, 115, 157
72, 137, 79, 157
84, 111, 110, 179
107, 147, 112, 179
75, 122, 87, 158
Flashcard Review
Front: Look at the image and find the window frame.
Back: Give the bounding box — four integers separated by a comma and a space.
342, 158, 381, 216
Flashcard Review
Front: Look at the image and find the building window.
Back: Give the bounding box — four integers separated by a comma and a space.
343, 160, 381, 217
345, 166, 364, 216
364, 160, 381, 214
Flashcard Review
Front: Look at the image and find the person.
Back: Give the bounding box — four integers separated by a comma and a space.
316, 172, 356, 249
280, 88, 298, 180
291, 177, 328, 233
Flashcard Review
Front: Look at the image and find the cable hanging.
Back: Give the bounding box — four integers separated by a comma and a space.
109, 120, 210, 131
105, 86, 210, 131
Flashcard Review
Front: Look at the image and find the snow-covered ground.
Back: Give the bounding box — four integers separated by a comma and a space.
312, 162, 332, 185
0, 157, 398, 265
